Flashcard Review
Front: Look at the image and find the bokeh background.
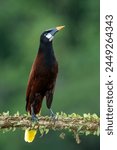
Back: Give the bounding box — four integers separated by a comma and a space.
0, 0, 99, 150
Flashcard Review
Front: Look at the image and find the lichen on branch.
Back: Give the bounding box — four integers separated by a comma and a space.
0, 112, 100, 143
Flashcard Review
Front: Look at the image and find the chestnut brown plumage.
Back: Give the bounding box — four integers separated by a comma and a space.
26, 26, 64, 120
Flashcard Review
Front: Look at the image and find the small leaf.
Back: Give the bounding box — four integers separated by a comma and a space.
93, 131, 97, 135
85, 131, 91, 136
68, 128, 72, 132
12, 127, 16, 132
77, 125, 83, 132
39, 128, 44, 135
75, 134, 81, 144
83, 113, 88, 118
71, 113, 77, 118
16, 111, 19, 116
45, 129, 49, 134
92, 114, 99, 120
59, 132, 65, 139
3, 111, 9, 117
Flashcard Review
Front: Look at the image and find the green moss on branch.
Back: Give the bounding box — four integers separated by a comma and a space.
0, 112, 100, 143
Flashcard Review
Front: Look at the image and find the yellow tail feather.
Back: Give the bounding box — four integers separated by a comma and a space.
24, 129, 37, 143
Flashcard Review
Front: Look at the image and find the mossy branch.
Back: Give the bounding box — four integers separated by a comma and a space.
0, 112, 99, 143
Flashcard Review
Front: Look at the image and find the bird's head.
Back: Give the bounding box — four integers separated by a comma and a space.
40, 26, 65, 44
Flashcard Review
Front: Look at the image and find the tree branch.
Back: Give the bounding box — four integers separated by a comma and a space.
0, 112, 99, 143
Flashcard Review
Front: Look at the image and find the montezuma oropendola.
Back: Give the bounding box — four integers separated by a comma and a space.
26, 26, 64, 120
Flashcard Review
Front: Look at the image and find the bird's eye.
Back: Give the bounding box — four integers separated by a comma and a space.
44, 33, 48, 36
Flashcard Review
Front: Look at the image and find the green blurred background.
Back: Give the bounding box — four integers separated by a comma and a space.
0, 0, 99, 149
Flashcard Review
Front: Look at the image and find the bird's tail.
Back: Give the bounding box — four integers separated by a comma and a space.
24, 129, 37, 143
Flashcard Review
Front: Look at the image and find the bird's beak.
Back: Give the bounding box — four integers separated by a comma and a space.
50, 25, 65, 36
56, 25, 65, 31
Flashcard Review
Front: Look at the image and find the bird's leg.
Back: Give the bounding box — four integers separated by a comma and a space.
49, 108, 58, 122
30, 93, 42, 122
50, 108, 55, 117
31, 105, 38, 122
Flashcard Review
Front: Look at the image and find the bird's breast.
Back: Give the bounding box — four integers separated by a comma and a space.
41, 61, 58, 78
34, 43, 58, 83
34, 53, 58, 79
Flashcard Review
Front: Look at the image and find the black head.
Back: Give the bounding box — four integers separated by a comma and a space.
40, 26, 65, 44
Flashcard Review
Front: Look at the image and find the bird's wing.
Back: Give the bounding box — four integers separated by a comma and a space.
26, 68, 43, 114
26, 61, 36, 112
46, 81, 56, 109
26, 56, 45, 114
46, 62, 58, 109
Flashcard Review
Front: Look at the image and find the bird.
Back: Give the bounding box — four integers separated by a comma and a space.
25, 26, 65, 121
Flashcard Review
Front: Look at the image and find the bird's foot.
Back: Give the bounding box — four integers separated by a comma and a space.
50, 108, 55, 117
31, 105, 38, 122
49, 109, 58, 122
31, 114, 38, 122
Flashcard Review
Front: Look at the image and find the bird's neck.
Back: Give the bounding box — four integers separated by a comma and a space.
38, 42, 56, 68
38, 42, 54, 56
